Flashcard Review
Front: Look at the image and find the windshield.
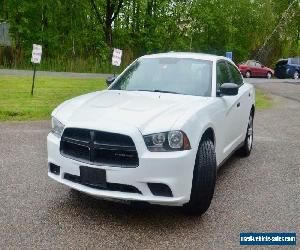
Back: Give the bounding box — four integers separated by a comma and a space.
110, 58, 212, 97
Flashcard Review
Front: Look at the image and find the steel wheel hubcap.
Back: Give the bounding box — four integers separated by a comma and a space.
294, 72, 299, 79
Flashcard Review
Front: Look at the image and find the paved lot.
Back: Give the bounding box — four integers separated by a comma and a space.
0, 80, 299, 249
248, 78, 300, 103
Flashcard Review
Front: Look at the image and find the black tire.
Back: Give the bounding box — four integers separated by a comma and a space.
183, 139, 216, 215
238, 112, 254, 157
276, 75, 284, 79
245, 71, 251, 78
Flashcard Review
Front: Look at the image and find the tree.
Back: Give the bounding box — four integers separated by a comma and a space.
1, 0, 299, 72
90, 0, 124, 47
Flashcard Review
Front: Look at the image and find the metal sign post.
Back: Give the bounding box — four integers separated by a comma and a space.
31, 64, 37, 95
112, 48, 122, 77
30, 44, 42, 95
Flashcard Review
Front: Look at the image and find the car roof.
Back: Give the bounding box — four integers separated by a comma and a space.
246, 60, 260, 63
141, 52, 229, 62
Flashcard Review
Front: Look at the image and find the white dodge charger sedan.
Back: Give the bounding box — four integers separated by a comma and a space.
48, 52, 255, 215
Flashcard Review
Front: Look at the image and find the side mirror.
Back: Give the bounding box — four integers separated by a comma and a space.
106, 76, 116, 87
219, 83, 239, 96
261, 65, 265, 68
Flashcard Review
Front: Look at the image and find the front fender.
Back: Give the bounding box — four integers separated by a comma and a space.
171, 100, 224, 165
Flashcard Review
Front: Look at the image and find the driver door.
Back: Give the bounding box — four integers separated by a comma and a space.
216, 61, 245, 158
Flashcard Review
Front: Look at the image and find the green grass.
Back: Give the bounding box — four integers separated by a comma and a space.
0, 76, 106, 121
255, 89, 273, 109
0, 76, 273, 121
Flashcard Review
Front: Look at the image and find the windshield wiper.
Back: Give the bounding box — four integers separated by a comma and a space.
136, 89, 180, 94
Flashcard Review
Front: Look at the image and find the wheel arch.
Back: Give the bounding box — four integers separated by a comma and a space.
251, 105, 255, 116
200, 127, 216, 145
246, 70, 252, 76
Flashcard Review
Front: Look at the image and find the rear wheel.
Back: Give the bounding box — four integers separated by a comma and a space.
245, 71, 251, 78
293, 71, 299, 80
238, 112, 254, 157
183, 139, 216, 215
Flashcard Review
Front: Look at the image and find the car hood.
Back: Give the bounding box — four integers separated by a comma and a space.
53, 90, 210, 134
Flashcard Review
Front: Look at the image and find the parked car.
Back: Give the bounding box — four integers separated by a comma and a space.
48, 53, 255, 215
238, 60, 274, 79
274, 57, 300, 79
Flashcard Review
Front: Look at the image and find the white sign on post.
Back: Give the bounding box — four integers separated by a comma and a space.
112, 48, 122, 66
31, 44, 42, 64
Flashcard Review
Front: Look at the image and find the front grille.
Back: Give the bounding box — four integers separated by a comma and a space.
60, 128, 139, 167
64, 173, 142, 194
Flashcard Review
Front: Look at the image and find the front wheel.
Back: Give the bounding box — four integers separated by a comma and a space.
238, 112, 254, 157
245, 71, 251, 78
293, 71, 299, 80
183, 139, 216, 215
267, 72, 272, 79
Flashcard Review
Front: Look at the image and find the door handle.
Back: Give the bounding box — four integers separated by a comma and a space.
237, 102, 240, 108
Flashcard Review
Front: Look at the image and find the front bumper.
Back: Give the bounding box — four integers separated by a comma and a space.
47, 131, 197, 206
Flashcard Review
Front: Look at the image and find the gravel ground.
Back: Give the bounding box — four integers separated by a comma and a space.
0, 81, 299, 249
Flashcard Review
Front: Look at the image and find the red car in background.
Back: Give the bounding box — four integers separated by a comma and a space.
238, 60, 274, 79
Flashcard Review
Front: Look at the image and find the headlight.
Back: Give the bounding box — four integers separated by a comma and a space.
144, 130, 191, 152
51, 117, 65, 138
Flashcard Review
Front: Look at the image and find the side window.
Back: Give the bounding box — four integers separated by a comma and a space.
248, 61, 255, 67
216, 62, 231, 89
255, 62, 261, 68
228, 63, 243, 86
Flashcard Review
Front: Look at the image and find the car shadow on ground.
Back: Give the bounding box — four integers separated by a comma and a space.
44, 156, 242, 232
44, 189, 206, 234
217, 154, 240, 177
